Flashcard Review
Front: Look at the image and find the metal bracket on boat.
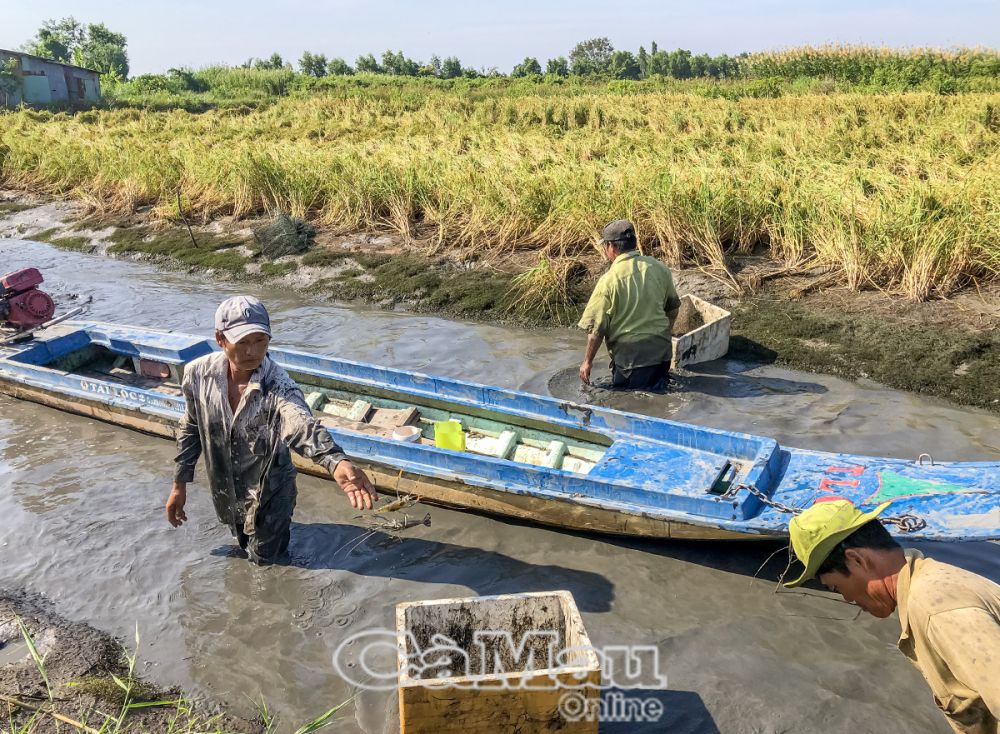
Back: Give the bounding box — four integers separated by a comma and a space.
729, 483, 928, 533
916, 453, 935, 466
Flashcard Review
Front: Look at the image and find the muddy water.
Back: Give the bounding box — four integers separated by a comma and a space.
1, 239, 998, 734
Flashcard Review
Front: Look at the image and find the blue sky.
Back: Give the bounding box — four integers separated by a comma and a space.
4, 1, 999, 75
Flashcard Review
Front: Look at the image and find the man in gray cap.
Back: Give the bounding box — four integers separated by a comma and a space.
165, 295, 377, 564
578, 220, 682, 390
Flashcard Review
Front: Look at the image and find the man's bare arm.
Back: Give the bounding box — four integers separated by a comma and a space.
167, 374, 200, 527
579, 332, 603, 384
273, 394, 379, 510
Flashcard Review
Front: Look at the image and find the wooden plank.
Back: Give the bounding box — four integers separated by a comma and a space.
347, 399, 373, 422
292, 375, 607, 446
318, 413, 393, 439
318, 412, 434, 446
367, 405, 419, 430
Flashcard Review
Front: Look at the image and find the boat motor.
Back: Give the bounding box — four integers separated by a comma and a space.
0, 268, 56, 329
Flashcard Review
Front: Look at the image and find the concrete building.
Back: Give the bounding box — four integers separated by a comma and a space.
0, 49, 101, 106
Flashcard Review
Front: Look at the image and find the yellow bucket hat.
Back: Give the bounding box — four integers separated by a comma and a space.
784, 499, 891, 588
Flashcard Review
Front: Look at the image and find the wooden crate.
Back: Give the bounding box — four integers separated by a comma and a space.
397, 590, 600, 733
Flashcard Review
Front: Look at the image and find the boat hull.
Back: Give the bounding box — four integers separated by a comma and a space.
0, 375, 749, 540
1, 321, 997, 542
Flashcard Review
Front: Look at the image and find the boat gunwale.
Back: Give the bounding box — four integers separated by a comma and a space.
1, 320, 782, 468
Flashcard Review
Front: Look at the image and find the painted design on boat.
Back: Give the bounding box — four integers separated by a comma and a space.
866, 471, 982, 506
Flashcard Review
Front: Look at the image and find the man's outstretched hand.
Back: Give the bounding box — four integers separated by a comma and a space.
334, 460, 378, 510
166, 482, 188, 527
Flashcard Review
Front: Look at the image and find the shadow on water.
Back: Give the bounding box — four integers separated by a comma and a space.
213, 521, 617, 613
600, 688, 721, 734
543, 356, 827, 413
608, 529, 1000, 588
605, 534, 791, 579
674, 367, 828, 400
725, 334, 778, 368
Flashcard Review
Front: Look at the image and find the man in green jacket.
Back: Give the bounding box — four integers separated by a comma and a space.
578, 219, 681, 390
786, 499, 1000, 734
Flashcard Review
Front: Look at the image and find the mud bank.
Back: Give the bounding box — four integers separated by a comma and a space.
0, 591, 260, 733
3, 191, 998, 410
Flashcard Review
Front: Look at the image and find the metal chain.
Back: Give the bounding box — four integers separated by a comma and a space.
728, 483, 928, 533
879, 513, 927, 533
728, 482, 805, 515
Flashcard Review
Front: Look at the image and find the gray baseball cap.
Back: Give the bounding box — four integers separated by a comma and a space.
214, 296, 271, 343
601, 219, 636, 243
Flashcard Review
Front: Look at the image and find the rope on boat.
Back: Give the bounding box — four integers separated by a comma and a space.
728, 483, 928, 533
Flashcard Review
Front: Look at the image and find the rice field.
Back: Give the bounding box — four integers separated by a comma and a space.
2, 78, 999, 300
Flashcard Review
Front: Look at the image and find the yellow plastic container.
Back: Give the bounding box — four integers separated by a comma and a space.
434, 420, 466, 451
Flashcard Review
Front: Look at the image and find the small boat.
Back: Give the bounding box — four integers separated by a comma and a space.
0, 321, 997, 541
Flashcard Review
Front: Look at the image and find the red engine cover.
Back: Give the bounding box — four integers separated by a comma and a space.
1, 268, 45, 294
5, 289, 56, 327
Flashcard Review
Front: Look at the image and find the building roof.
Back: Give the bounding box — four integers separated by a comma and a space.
0, 48, 101, 75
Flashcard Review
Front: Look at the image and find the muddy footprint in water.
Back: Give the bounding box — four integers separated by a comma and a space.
292, 576, 349, 629
332, 601, 358, 628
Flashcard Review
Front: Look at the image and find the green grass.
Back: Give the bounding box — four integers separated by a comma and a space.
6, 620, 351, 734
732, 298, 1000, 409
15, 616, 51, 702
25, 228, 61, 243
0, 202, 32, 214
316, 254, 524, 318
259, 261, 299, 277
300, 248, 352, 267
97, 47, 1000, 112
25, 227, 98, 252
107, 227, 250, 275
49, 235, 93, 252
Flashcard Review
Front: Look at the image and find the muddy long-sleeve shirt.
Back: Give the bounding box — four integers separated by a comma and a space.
896, 550, 1000, 734
173, 351, 346, 534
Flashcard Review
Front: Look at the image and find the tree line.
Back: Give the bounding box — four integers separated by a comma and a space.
278, 38, 738, 81
15, 17, 1000, 89
19, 17, 129, 78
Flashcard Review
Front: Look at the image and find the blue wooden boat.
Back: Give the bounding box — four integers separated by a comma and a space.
0, 321, 997, 541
